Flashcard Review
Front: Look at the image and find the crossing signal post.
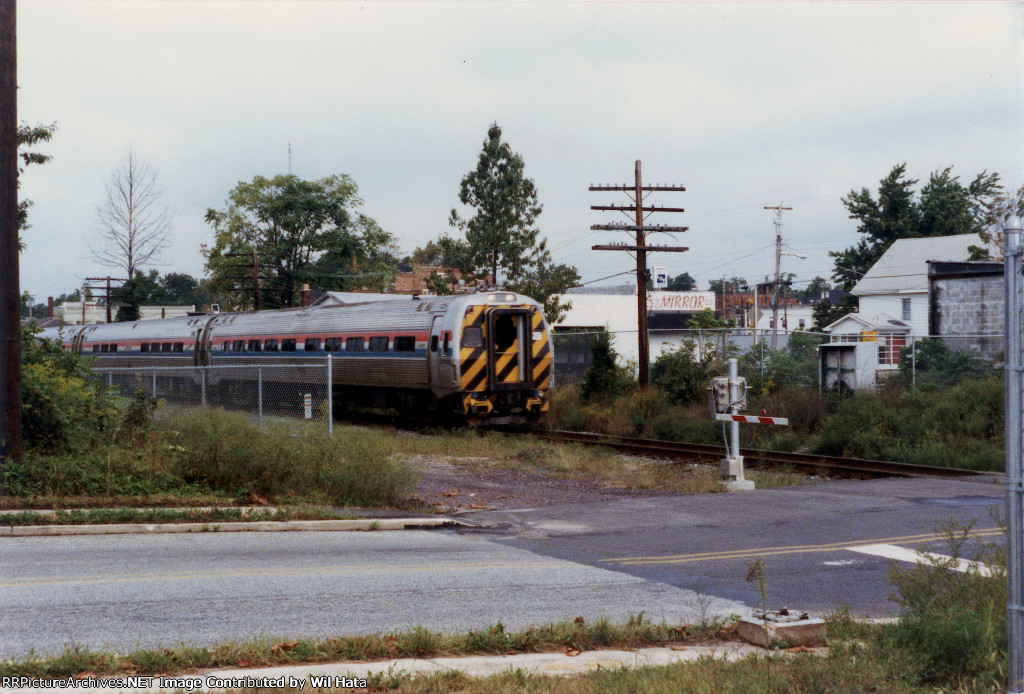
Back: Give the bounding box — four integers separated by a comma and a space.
589, 161, 688, 388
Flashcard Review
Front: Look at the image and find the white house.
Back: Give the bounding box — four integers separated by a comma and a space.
823, 233, 989, 370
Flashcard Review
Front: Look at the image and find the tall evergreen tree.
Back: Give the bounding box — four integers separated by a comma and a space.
440, 123, 579, 322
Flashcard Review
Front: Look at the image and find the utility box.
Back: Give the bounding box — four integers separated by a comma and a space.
709, 376, 746, 412
818, 342, 877, 391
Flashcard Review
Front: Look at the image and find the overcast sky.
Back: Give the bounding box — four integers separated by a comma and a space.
15, 1, 1024, 306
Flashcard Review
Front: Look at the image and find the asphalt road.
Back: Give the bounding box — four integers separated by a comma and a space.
471, 474, 1007, 616
0, 473, 1005, 658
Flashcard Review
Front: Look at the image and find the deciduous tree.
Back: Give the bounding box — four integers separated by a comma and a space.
204, 174, 395, 309
90, 148, 173, 278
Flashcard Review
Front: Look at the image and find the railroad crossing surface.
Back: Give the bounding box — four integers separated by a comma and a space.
0, 473, 1005, 659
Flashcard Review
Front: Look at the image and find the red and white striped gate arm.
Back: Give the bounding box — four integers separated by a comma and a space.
714, 413, 789, 425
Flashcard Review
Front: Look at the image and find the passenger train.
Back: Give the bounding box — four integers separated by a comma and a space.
39, 291, 553, 425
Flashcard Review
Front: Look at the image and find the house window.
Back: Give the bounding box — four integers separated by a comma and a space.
798, 319, 806, 330
877, 334, 907, 366
902, 298, 911, 321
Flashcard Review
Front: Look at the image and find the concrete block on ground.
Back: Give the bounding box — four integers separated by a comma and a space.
737, 612, 827, 648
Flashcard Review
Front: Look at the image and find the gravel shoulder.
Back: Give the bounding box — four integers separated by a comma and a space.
406, 454, 682, 512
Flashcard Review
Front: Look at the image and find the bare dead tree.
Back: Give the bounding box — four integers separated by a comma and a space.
90, 148, 172, 277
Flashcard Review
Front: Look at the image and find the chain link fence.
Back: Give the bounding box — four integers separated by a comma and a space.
94, 359, 334, 437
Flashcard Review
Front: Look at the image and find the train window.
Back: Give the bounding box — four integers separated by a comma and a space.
305, 338, 321, 352
221, 341, 230, 352
264, 339, 279, 352
369, 336, 389, 352
140, 343, 149, 353
282, 339, 297, 352
494, 315, 517, 350
248, 339, 262, 352
232, 340, 245, 352
462, 327, 482, 348
345, 337, 364, 352
92, 345, 100, 353
394, 336, 415, 352
324, 337, 342, 352
162, 343, 172, 353
100, 344, 109, 353
443, 332, 450, 354
430, 336, 439, 352
110, 344, 118, 353
173, 342, 184, 353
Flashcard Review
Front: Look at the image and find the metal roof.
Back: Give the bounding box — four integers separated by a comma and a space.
852, 234, 985, 296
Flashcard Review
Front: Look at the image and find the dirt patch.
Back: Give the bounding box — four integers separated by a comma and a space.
406, 454, 681, 512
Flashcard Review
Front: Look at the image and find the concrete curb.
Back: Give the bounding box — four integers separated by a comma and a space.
0, 517, 468, 537
0, 644, 765, 693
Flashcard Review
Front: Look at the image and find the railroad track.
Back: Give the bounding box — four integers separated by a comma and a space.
528, 429, 993, 479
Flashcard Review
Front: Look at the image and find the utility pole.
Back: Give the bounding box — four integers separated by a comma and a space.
590, 161, 688, 387
764, 203, 792, 350
85, 277, 127, 323
0, 0, 20, 475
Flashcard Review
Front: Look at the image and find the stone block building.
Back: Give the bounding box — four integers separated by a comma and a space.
928, 260, 1004, 360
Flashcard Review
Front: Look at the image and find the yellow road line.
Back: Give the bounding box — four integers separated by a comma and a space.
602, 528, 1004, 566
0, 560, 569, 589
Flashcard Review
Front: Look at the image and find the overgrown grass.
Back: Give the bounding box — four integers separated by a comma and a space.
4, 409, 417, 508
549, 374, 1005, 471
0, 615, 718, 679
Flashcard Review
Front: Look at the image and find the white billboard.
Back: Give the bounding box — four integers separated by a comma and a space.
646, 291, 715, 312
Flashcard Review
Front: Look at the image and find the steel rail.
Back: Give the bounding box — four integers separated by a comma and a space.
530, 430, 993, 479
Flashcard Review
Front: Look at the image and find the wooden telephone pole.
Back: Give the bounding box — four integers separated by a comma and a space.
1, 0, 19, 473
589, 161, 688, 387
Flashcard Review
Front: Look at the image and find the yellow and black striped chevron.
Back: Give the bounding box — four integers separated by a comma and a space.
460, 306, 488, 392
531, 310, 551, 390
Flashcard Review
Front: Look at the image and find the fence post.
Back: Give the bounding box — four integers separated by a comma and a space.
327, 355, 333, 439
760, 334, 765, 378
258, 367, 263, 428
151, 370, 155, 399
911, 337, 916, 389
200, 367, 206, 407
1003, 215, 1024, 694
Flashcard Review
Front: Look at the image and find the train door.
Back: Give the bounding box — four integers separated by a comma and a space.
486, 308, 532, 390
197, 322, 216, 366
427, 317, 442, 389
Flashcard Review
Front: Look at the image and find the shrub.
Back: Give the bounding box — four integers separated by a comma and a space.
887, 522, 1006, 687
578, 331, 635, 402
20, 327, 123, 453
651, 339, 736, 405
899, 338, 998, 388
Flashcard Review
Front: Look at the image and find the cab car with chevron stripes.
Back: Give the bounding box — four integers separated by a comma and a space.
39, 290, 553, 426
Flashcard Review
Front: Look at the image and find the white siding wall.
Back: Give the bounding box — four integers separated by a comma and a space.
858, 292, 929, 336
